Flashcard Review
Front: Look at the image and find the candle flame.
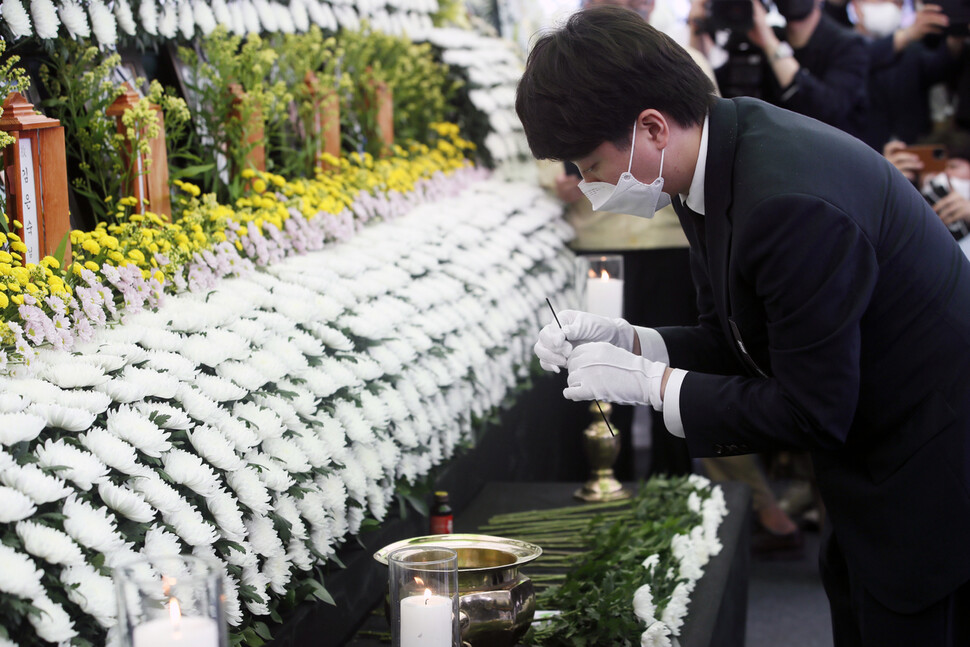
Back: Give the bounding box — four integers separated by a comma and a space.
423, 589, 432, 605
169, 597, 182, 633
600, 269, 610, 280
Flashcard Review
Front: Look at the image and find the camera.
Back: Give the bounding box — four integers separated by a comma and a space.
706, 0, 754, 32
921, 174, 970, 241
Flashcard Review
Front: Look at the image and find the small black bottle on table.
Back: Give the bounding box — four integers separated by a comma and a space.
430, 490, 453, 534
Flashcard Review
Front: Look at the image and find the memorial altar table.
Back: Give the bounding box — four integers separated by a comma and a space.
346, 480, 751, 647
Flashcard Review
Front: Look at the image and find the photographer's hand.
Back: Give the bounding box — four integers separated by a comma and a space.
894, 3, 948, 52
883, 140, 922, 181
933, 191, 970, 226
748, 0, 800, 88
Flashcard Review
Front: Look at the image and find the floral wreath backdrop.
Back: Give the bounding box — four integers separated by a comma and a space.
0, 174, 578, 646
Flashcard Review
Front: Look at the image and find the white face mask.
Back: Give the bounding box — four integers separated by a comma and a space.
577, 122, 672, 218
950, 176, 970, 200
860, 2, 901, 38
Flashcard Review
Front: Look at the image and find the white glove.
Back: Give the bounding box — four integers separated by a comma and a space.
563, 342, 666, 411
533, 310, 636, 373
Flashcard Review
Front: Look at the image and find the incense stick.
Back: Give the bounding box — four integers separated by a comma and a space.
545, 298, 615, 437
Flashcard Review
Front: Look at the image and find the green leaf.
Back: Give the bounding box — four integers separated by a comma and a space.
52, 230, 70, 268
252, 622, 272, 641
307, 578, 336, 606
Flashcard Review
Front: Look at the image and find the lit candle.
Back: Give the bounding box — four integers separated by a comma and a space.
132, 597, 219, 647
399, 588, 451, 647
585, 268, 624, 319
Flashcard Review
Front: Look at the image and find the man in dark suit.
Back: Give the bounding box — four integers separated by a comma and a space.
518, 6, 970, 645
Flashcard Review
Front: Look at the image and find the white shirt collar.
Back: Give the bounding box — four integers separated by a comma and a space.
680, 114, 710, 216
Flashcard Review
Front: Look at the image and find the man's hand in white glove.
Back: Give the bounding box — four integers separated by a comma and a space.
563, 342, 667, 411
533, 310, 636, 373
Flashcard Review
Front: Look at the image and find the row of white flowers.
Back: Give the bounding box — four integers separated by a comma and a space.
1, 0, 439, 45
633, 475, 728, 647
0, 178, 578, 645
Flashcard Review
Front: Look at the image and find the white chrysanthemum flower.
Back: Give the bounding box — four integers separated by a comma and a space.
79, 427, 142, 474
0, 411, 46, 445
687, 474, 712, 489
176, 383, 221, 421
30, 0, 58, 37
304, 322, 353, 351
261, 336, 308, 373
192, 0, 215, 32
224, 539, 258, 570
252, 393, 300, 428
287, 537, 313, 571
123, 366, 180, 400
251, 0, 276, 29
29, 402, 96, 432
63, 494, 125, 552
245, 514, 285, 557
315, 473, 348, 513
129, 472, 186, 516
1, 375, 62, 403
134, 401, 193, 431
358, 389, 390, 429
310, 525, 336, 560
641, 620, 673, 647
347, 505, 365, 535
241, 566, 270, 615
210, 0, 230, 25
16, 521, 84, 567
166, 504, 219, 546
314, 412, 348, 458
660, 580, 692, 635
226, 466, 271, 515
177, 0, 194, 36
0, 485, 37, 523
1, 463, 72, 504
368, 345, 403, 376
158, 1, 177, 37
261, 437, 311, 474
106, 405, 171, 457
353, 444, 384, 482
291, 427, 332, 470
35, 438, 109, 490
88, 0, 117, 47
215, 360, 267, 392
96, 376, 148, 403
212, 410, 260, 452
222, 573, 244, 626
247, 349, 289, 384
205, 488, 247, 540
287, 329, 325, 358
227, 317, 266, 343
187, 425, 243, 471
332, 400, 373, 443
163, 448, 220, 497
194, 373, 247, 402
98, 481, 156, 523
142, 349, 198, 380
0, 542, 45, 600
28, 594, 77, 643
274, 494, 307, 539
62, 563, 117, 627
57, 0, 89, 36
0, 392, 27, 413
112, 0, 135, 33
58, 389, 112, 415
299, 367, 338, 399
339, 457, 368, 501
263, 552, 292, 594
232, 401, 285, 441
633, 583, 656, 624
294, 489, 329, 528
245, 452, 295, 492
138, 0, 157, 33
2, 0, 32, 37
144, 526, 184, 558
274, 379, 317, 417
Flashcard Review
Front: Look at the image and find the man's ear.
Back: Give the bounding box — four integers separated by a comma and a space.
637, 109, 669, 149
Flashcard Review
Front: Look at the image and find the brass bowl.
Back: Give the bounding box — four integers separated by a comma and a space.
375, 534, 542, 647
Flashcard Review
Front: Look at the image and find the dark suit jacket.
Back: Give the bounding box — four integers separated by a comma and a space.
662, 97, 970, 613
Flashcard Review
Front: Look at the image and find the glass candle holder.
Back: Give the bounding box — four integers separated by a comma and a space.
114, 555, 226, 647
581, 254, 624, 319
388, 545, 460, 647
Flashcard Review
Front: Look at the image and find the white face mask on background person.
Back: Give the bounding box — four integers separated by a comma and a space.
577, 122, 672, 218
949, 176, 970, 200
860, 2, 902, 38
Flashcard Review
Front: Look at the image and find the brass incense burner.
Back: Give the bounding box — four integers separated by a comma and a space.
574, 401, 632, 502
375, 534, 542, 647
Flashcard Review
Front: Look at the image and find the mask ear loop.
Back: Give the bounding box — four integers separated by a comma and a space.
628, 120, 665, 181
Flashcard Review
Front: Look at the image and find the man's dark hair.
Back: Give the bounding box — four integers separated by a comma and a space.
515, 6, 717, 161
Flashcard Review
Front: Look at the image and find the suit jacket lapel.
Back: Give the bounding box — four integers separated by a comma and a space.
704, 98, 738, 320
